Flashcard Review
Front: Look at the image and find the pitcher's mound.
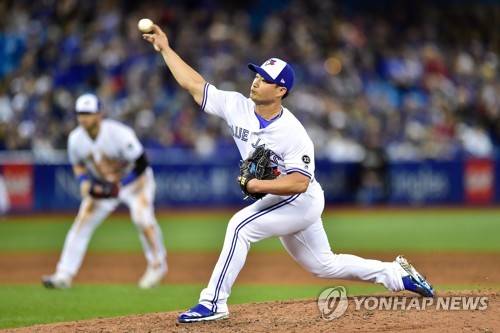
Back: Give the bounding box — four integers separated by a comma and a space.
7, 289, 498, 333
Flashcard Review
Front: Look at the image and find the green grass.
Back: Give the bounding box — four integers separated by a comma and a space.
0, 208, 499, 329
322, 209, 500, 252
1, 209, 499, 253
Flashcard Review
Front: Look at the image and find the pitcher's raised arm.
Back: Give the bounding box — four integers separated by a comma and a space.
142, 24, 206, 106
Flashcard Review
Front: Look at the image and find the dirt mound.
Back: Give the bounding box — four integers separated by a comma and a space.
3, 290, 497, 333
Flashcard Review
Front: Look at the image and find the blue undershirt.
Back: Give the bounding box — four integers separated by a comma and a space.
254, 108, 283, 129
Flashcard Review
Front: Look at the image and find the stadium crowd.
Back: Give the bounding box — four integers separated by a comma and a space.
0, 0, 498, 162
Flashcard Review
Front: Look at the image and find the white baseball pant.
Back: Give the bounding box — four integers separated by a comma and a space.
55, 167, 166, 278
199, 181, 404, 313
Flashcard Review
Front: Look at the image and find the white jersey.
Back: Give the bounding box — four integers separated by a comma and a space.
195, 82, 405, 314
202, 83, 316, 185
67, 119, 143, 181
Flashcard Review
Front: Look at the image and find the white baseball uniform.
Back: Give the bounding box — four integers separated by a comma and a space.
55, 119, 166, 279
197, 83, 405, 313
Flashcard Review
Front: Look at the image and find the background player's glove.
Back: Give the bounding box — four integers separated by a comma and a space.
238, 146, 277, 200
88, 179, 119, 199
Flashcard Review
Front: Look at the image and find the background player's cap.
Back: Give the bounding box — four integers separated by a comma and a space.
248, 58, 295, 93
75, 93, 101, 113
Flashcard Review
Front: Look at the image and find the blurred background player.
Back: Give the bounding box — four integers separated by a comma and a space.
42, 93, 167, 289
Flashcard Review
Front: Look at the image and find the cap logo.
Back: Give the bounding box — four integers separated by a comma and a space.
75, 93, 100, 113
248, 58, 294, 92
264, 59, 276, 66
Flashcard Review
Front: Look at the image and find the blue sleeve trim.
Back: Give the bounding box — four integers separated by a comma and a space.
77, 174, 89, 184
286, 168, 312, 179
201, 83, 209, 110
121, 172, 138, 186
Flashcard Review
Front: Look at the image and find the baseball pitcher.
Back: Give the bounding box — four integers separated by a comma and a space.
142, 24, 434, 322
42, 93, 167, 289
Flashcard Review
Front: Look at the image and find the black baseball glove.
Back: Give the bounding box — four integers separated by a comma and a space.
88, 179, 119, 199
238, 146, 277, 200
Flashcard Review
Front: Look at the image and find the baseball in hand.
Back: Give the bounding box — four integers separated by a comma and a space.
138, 18, 154, 33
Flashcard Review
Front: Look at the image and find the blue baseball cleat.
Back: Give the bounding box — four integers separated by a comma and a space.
396, 255, 435, 297
178, 304, 229, 323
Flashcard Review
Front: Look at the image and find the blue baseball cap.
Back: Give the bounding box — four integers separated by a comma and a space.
248, 58, 295, 93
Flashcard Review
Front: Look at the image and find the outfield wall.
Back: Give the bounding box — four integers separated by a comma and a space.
1, 156, 498, 211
